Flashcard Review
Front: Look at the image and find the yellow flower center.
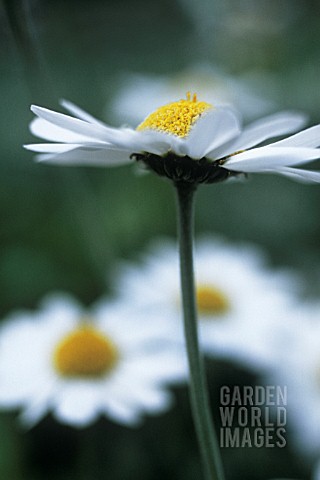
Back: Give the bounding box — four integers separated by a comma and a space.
196, 285, 230, 316
53, 325, 118, 378
137, 92, 212, 137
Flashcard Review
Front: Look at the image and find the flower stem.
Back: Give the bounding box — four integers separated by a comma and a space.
175, 181, 225, 480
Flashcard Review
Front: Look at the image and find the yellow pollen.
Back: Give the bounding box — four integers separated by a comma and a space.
137, 92, 212, 138
53, 325, 118, 378
196, 285, 230, 316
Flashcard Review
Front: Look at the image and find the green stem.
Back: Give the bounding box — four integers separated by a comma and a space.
175, 181, 225, 480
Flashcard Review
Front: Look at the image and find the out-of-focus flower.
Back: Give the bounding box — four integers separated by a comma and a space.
112, 237, 299, 370
24, 94, 320, 184
109, 64, 274, 125
0, 294, 187, 428
266, 303, 320, 458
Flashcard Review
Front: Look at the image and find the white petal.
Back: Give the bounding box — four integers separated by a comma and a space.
103, 398, 142, 426
138, 388, 173, 414
54, 384, 99, 427
182, 107, 241, 159
30, 117, 99, 143
225, 146, 320, 172
60, 99, 106, 126
24, 143, 83, 153
271, 125, 320, 148
212, 111, 307, 158
122, 381, 173, 413
123, 351, 188, 384
124, 129, 172, 155
40, 293, 83, 319
31, 105, 122, 144
265, 166, 320, 184
19, 402, 49, 428
18, 381, 57, 428
35, 146, 132, 167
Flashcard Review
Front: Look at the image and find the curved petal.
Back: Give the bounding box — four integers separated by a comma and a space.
24, 143, 83, 153
19, 381, 57, 428
181, 107, 241, 159
19, 403, 48, 428
60, 99, 107, 126
225, 146, 320, 172
265, 167, 320, 184
103, 397, 142, 426
130, 385, 172, 414
35, 146, 132, 167
30, 117, 100, 143
114, 379, 173, 414
54, 384, 99, 427
31, 105, 126, 144
125, 129, 172, 155
212, 111, 307, 158
271, 125, 320, 148
130, 353, 188, 384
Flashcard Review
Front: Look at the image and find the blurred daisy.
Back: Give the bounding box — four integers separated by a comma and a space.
24, 93, 320, 184
112, 237, 299, 369
109, 64, 274, 125
266, 302, 320, 458
0, 294, 187, 428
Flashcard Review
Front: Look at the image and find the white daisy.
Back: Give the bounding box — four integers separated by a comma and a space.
109, 64, 274, 125
265, 302, 320, 459
24, 93, 320, 184
112, 237, 298, 370
0, 294, 187, 429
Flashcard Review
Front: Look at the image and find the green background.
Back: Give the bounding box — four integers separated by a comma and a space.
0, 0, 319, 478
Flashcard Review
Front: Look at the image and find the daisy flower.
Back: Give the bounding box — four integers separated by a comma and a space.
0, 294, 187, 428
109, 64, 274, 125
24, 92, 320, 184
112, 237, 298, 369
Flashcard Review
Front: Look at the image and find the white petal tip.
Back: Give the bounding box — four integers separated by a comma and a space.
30, 105, 43, 115
60, 98, 72, 108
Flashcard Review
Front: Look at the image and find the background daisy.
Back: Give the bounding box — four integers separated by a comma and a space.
0, 293, 187, 428
109, 63, 274, 126
112, 237, 300, 370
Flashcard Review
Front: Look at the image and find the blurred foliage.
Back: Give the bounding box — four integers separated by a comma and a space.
0, 0, 320, 478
